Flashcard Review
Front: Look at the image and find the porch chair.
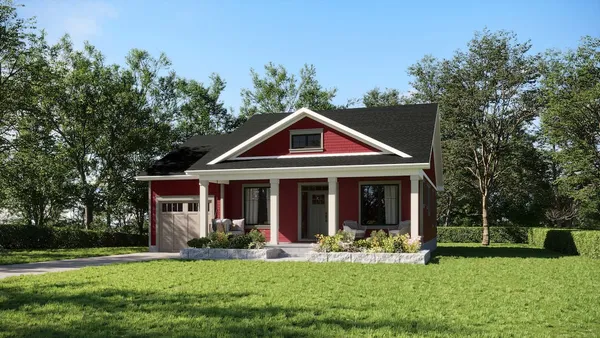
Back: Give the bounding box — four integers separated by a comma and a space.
342, 220, 366, 239
388, 220, 410, 237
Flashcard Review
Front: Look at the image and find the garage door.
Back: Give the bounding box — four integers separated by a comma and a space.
159, 198, 214, 252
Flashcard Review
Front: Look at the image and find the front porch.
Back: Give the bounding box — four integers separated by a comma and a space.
196, 174, 435, 246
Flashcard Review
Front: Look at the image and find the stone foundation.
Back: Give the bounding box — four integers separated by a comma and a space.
306, 250, 431, 265
180, 248, 281, 260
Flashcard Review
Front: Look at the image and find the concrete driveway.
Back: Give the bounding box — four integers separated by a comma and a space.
0, 252, 178, 280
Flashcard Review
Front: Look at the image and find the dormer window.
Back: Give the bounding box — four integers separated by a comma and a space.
290, 128, 323, 152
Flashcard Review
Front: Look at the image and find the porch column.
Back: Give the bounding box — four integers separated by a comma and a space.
269, 178, 280, 245
328, 177, 338, 236
219, 183, 225, 219
410, 175, 421, 239
199, 180, 209, 238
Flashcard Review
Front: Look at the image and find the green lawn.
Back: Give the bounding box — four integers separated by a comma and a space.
0, 247, 148, 265
0, 244, 599, 337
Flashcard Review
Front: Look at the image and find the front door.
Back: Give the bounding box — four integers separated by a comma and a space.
307, 191, 328, 238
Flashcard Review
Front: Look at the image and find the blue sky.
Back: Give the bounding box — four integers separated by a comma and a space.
20, 0, 600, 114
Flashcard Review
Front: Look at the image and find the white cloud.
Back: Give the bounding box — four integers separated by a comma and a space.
39, 1, 118, 45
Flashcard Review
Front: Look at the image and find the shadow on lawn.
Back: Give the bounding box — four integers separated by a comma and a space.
0, 283, 478, 337
431, 245, 563, 263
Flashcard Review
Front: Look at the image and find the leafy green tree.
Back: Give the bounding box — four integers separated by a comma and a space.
240, 63, 337, 116
407, 30, 541, 244
540, 36, 600, 228
1, 116, 75, 226
363, 88, 403, 107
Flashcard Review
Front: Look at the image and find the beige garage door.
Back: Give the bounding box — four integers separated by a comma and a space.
159, 199, 214, 252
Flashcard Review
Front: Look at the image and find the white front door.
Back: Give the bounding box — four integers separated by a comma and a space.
307, 191, 328, 238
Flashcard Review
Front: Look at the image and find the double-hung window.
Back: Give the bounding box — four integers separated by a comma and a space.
360, 183, 400, 226
244, 186, 270, 226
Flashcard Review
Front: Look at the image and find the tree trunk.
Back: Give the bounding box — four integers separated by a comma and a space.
481, 193, 490, 246
84, 191, 94, 229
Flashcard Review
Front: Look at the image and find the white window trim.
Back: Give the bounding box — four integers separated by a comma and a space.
289, 128, 324, 153
209, 107, 412, 165
241, 183, 271, 228
358, 180, 402, 228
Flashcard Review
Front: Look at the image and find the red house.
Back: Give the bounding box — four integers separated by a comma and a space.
136, 104, 443, 252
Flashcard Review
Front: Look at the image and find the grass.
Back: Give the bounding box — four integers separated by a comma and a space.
0, 244, 599, 337
0, 247, 148, 265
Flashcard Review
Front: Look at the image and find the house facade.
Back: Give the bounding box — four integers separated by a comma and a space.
136, 104, 443, 252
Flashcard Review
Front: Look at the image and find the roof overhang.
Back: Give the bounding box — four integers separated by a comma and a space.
207, 107, 413, 165
185, 163, 430, 181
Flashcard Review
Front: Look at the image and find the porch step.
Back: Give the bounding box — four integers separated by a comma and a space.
266, 243, 313, 257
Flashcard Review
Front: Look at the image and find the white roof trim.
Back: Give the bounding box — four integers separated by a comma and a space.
232, 151, 384, 161
208, 107, 412, 165
432, 108, 444, 190
186, 162, 429, 181
135, 174, 193, 181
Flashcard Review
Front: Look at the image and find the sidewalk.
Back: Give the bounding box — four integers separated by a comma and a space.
0, 252, 178, 280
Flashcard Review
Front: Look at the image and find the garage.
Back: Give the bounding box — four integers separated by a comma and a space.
158, 198, 214, 252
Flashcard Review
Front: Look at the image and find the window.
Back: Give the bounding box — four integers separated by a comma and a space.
244, 187, 270, 226
162, 202, 183, 213
291, 133, 321, 149
188, 202, 198, 212
360, 184, 399, 226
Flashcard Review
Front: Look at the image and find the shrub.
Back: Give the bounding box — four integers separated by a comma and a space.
368, 230, 396, 253
207, 231, 230, 248
528, 228, 600, 259
187, 237, 210, 248
248, 229, 266, 249
399, 234, 421, 253
437, 227, 529, 243
315, 232, 345, 252
187, 229, 266, 250
0, 224, 147, 250
313, 231, 421, 253
229, 235, 253, 249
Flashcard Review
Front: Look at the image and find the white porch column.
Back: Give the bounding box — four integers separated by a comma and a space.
410, 175, 421, 239
199, 180, 209, 238
328, 177, 338, 236
219, 183, 225, 219
269, 179, 280, 245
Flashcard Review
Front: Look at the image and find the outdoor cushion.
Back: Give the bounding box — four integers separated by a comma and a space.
231, 219, 245, 231
212, 219, 227, 232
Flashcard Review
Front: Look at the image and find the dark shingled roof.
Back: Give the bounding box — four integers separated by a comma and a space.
141, 103, 438, 175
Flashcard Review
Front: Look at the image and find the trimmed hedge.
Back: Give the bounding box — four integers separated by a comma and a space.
0, 224, 147, 250
528, 228, 600, 259
437, 226, 529, 244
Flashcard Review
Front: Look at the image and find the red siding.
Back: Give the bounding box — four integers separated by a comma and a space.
239, 117, 379, 157
150, 179, 220, 246
421, 179, 437, 242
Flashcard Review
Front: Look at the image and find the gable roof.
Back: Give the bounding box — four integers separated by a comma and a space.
141, 103, 439, 175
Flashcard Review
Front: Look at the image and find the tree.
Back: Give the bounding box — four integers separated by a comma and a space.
540, 36, 600, 228
363, 88, 403, 107
1, 115, 75, 226
240, 63, 337, 116
407, 30, 541, 244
